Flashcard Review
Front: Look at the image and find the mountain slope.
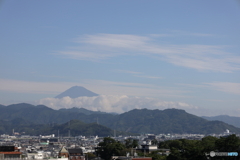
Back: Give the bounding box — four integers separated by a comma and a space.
0, 119, 115, 137
202, 115, 240, 128
58, 107, 113, 115
0, 103, 115, 124
55, 86, 98, 98
51, 120, 113, 137
0, 103, 240, 134
0, 103, 56, 122
103, 108, 240, 134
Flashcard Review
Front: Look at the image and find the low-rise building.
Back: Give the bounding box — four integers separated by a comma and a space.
0, 146, 22, 159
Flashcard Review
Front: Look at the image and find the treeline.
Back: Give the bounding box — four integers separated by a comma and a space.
96, 135, 240, 160
159, 134, 240, 160
95, 137, 139, 160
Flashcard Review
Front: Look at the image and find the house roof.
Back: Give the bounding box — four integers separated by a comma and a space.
0, 152, 22, 155
68, 149, 83, 154
0, 146, 15, 152
59, 146, 69, 153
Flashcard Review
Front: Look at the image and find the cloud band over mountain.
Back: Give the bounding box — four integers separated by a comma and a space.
38, 95, 198, 114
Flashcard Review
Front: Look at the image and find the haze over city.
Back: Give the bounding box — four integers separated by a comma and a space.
0, 1, 240, 116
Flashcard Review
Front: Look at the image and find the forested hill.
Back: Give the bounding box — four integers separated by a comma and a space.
0, 119, 117, 137
0, 103, 240, 134
105, 108, 240, 134
0, 103, 115, 124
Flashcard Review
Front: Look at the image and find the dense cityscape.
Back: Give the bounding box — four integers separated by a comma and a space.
0, 128, 239, 160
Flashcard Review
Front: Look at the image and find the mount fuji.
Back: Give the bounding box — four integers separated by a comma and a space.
55, 86, 99, 98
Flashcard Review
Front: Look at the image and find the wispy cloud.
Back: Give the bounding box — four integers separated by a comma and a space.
116, 70, 163, 79
117, 70, 143, 75
58, 33, 240, 72
205, 82, 240, 95
177, 82, 240, 95
167, 30, 214, 37
77, 34, 150, 49
0, 79, 76, 94
134, 75, 163, 79
0, 78, 187, 98
149, 30, 214, 38
83, 79, 187, 98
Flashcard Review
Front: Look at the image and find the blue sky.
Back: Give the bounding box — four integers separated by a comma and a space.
0, 0, 240, 116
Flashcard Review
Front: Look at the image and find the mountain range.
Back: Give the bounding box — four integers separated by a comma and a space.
0, 103, 240, 135
54, 86, 240, 130
1, 86, 239, 135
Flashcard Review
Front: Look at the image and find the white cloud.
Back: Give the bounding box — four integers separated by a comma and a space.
37, 95, 198, 113
58, 33, 240, 72
37, 95, 240, 116
77, 34, 150, 49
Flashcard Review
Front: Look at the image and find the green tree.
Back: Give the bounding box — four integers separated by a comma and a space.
182, 140, 205, 160
125, 139, 138, 148
167, 139, 206, 160
151, 139, 158, 145
201, 136, 218, 153
167, 148, 182, 160
215, 134, 240, 152
85, 153, 96, 160
98, 137, 126, 160
147, 151, 167, 160
169, 140, 182, 150
159, 140, 182, 150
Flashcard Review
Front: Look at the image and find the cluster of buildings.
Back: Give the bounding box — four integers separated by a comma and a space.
0, 131, 238, 160
0, 134, 97, 160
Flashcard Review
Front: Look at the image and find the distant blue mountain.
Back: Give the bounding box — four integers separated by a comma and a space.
202, 115, 240, 128
55, 86, 98, 98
